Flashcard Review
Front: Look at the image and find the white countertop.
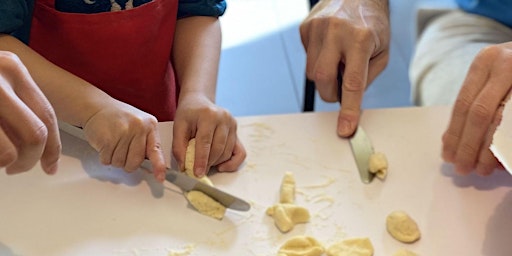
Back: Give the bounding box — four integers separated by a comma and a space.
1, 106, 511, 256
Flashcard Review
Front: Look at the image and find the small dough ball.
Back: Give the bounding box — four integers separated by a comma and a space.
266, 203, 310, 233
186, 190, 226, 220
326, 237, 374, 256
392, 248, 418, 256
280, 171, 296, 204
277, 236, 324, 256
368, 152, 388, 179
386, 211, 421, 243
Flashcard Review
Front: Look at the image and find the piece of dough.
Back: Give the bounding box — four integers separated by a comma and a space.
185, 190, 226, 220
277, 236, 324, 256
386, 211, 421, 243
392, 248, 418, 256
326, 237, 374, 256
280, 171, 296, 204
184, 138, 213, 186
368, 152, 388, 179
266, 203, 310, 233
183, 139, 223, 219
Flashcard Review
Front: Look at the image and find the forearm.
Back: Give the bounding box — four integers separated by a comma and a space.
0, 34, 115, 128
172, 16, 221, 103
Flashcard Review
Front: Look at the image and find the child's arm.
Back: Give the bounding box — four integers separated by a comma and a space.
0, 34, 167, 181
171, 16, 246, 177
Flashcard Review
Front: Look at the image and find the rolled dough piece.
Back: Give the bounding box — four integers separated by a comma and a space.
184, 138, 213, 186
386, 211, 421, 243
392, 248, 418, 256
368, 152, 388, 179
280, 171, 296, 204
326, 237, 374, 256
277, 236, 324, 256
266, 203, 310, 233
185, 190, 226, 220
183, 139, 224, 219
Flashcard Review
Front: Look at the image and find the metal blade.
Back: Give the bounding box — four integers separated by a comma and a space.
141, 160, 251, 212
349, 126, 375, 184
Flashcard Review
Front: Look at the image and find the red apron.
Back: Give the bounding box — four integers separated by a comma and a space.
29, 0, 178, 121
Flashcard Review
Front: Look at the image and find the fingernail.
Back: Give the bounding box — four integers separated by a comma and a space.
46, 161, 59, 175
338, 119, 352, 137
194, 168, 205, 178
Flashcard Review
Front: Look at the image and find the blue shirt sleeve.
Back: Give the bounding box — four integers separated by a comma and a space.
456, 0, 512, 28
0, 0, 33, 43
177, 0, 227, 19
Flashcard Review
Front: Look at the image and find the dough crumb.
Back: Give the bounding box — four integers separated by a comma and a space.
277, 236, 324, 256
392, 248, 418, 256
266, 203, 310, 233
280, 171, 296, 204
186, 191, 226, 220
326, 237, 374, 256
386, 211, 421, 243
368, 152, 388, 179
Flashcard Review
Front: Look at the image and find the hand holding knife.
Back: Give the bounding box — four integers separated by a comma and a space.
337, 72, 375, 184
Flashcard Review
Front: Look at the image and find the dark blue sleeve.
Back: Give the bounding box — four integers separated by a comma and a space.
177, 0, 227, 19
0, 0, 33, 44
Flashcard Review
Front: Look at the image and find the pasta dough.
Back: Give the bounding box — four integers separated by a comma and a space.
280, 171, 296, 204
185, 191, 226, 220
326, 237, 374, 256
386, 211, 421, 243
277, 236, 324, 256
266, 203, 310, 233
184, 138, 213, 186
267, 172, 310, 233
368, 152, 388, 179
183, 139, 225, 219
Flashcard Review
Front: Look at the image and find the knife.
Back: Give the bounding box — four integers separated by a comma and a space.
58, 121, 251, 211
337, 72, 375, 184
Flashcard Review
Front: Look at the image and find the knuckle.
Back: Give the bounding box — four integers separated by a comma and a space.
343, 74, 366, 92
457, 142, 479, 160
25, 125, 49, 148
469, 102, 493, 124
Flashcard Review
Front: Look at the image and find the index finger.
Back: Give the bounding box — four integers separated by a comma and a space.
337, 50, 370, 137
146, 129, 166, 182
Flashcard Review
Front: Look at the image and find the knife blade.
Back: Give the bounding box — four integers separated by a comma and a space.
349, 126, 375, 183
337, 72, 375, 183
140, 160, 251, 211
58, 121, 251, 211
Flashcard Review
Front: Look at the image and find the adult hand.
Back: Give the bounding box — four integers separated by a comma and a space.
442, 42, 512, 176
300, 0, 390, 137
82, 101, 167, 182
0, 51, 61, 175
172, 94, 247, 177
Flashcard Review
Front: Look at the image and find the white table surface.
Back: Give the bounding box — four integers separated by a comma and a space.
1, 106, 511, 256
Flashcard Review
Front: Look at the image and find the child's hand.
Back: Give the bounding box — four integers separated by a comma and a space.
172, 94, 247, 178
82, 100, 166, 182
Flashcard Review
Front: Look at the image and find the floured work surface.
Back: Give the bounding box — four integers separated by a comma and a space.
1, 106, 512, 255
